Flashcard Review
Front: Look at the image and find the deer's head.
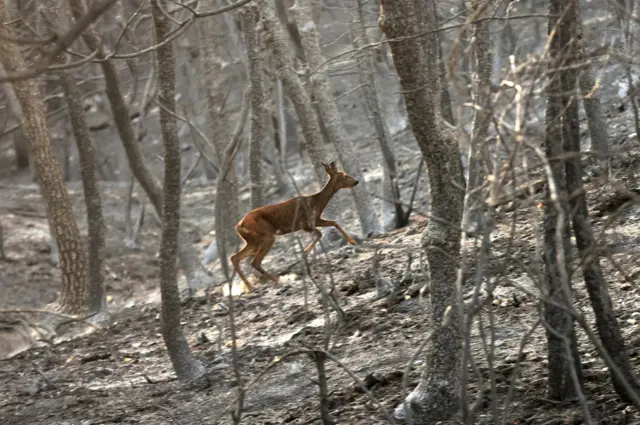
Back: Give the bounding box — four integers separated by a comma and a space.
322, 161, 359, 190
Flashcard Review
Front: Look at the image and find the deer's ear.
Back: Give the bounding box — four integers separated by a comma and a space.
321, 162, 332, 175
329, 161, 337, 172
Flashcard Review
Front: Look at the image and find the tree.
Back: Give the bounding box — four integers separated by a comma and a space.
68, 0, 216, 291
259, 0, 329, 184
542, 0, 583, 399
350, 0, 407, 230
0, 1, 89, 316
559, 0, 640, 404
462, 0, 493, 234
151, 0, 205, 380
197, 0, 241, 271
242, 3, 267, 210
40, 0, 106, 314
291, 0, 381, 237
379, 0, 465, 422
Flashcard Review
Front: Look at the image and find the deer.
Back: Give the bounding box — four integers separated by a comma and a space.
230, 161, 359, 293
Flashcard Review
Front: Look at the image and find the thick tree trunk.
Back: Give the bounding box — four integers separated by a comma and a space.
151, 0, 205, 381
40, 0, 106, 315
242, 4, 267, 210
0, 3, 89, 316
543, 0, 583, 400
379, 0, 464, 422
68, 0, 215, 290
291, 0, 381, 237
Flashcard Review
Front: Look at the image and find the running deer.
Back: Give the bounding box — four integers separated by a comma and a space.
230, 161, 359, 292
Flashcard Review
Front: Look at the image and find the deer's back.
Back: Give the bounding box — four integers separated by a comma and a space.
243, 196, 315, 234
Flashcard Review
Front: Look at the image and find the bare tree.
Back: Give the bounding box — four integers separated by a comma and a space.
259, 0, 328, 184
242, 3, 267, 210
543, 0, 583, 400
0, 1, 89, 316
197, 0, 241, 269
151, 0, 205, 380
68, 0, 216, 290
379, 0, 465, 421
350, 0, 407, 230
462, 0, 493, 234
562, 0, 640, 404
290, 0, 381, 237
40, 0, 106, 315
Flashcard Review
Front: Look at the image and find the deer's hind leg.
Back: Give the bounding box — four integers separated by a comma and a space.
250, 233, 279, 283
230, 241, 258, 293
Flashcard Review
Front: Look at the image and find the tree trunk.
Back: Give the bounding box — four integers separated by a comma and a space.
291, 0, 381, 237
197, 0, 241, 269
68, 0, 215, 290
242, 3, 267, 209
563, 0, 640, 405
0, 3, 89, 316
40, 0, 106, 315
574, 8, 610, 177
462, 0, 493, 234
543, 0, 583, 400
259, 0, 328, 184
151, 0, 205, 381
351, 0, 406, 231
379, 0, 464, 422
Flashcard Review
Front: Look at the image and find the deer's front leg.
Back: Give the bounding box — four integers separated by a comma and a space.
315, 218, 357, 245
304, 229, 323, 255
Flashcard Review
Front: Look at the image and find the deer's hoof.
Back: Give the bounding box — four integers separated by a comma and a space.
347, 237, 357, 245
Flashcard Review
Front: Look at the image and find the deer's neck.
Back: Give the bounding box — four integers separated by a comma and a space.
310, 179, 337, 214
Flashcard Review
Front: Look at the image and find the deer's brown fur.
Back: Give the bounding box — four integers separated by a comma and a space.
230, 161, 358, 292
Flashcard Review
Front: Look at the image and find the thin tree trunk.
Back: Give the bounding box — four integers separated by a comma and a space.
151, 0, 205, 381
68, 0, 215, 290
543, 0, 583, 400
351, 0, 406, 230
259, 0, 328, 184
379, 0, 464, 422
197, 0, 240, 269
462, 0, 493, 234
0, 2, 89, 316
563, 0, 640, 404
242, 3, 267, 209
291, 0, 381, 237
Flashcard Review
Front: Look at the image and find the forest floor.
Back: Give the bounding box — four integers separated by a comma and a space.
1, 136, 640, 424
2, 7, 640, 421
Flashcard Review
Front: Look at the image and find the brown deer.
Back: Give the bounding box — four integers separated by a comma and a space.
230, 161, 359, 293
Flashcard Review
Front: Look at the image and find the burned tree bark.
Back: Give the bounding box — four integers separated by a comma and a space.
351, 0, 406, 230
242, 3, 267, 210
0, 2, 89, 316
259, 0, 328, 185
197, 0, 241, 271
291, 0, 381, 237
379, 0, 465, 422
562, 0, 640, 404
151, 0, 205, 380
68, 0, 215, 291
543, 0, 583, 400
462, 0, 493, 234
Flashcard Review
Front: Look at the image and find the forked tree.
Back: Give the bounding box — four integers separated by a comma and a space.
151, 0, 205, 380
68, 0, 216, 291
0, 1, 90, 317
379, 0, 465, 422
